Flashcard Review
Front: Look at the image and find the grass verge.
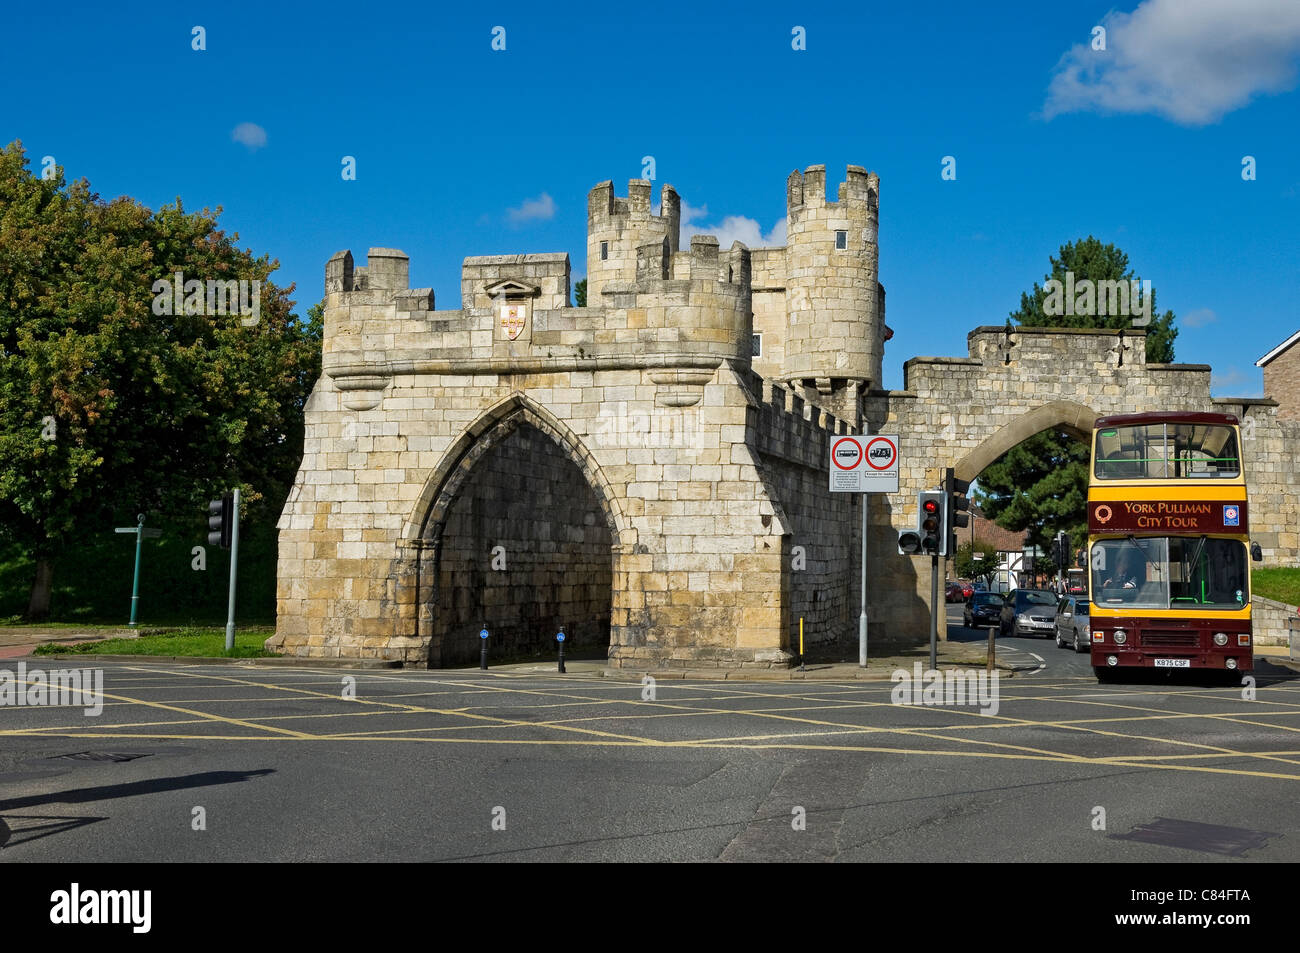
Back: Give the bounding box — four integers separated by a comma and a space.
1253, 567, 1300, 606
33, 626, 277, 658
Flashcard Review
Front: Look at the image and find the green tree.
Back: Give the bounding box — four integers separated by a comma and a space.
954, 537, 1000, 582
573, 278, 586, 307
0, 141, 321, 619
979, 237, 1180, 553
973, 435, 1089, 553
1010, 236, 1177, 363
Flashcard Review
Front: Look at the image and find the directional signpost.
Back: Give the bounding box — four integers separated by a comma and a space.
830, 433, 900, 666
114, 514, 162, 627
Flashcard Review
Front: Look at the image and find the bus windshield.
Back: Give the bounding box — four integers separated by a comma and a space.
1093, 423, 1239, 480
1090, 537, 1248, 609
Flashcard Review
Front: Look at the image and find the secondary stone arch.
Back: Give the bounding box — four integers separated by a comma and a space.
952, 399, 1098, 482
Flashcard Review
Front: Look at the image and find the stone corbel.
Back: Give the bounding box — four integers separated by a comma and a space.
649, 369, 716, 407
331, 373, 392, 411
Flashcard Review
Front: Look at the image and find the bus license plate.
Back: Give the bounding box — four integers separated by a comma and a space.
1153, 658, 1190, 668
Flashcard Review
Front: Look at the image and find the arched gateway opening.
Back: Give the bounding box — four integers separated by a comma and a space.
950, 400, 1096, 599
411, 399, 621, 667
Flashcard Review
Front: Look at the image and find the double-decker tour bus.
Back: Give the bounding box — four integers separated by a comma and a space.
1087, 412, 1259, 681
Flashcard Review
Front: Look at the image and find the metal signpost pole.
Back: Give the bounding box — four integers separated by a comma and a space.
860, 492, 868, 667
829, 430, 898, 672
225, 487, 240, 652
129, 513, 145, 627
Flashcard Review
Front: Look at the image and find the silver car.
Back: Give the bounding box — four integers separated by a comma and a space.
998, 589, 1059, 638
1054, 596, 1091, 653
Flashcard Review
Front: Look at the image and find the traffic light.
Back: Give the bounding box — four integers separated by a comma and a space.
1051, 533, 1064, 570
918, 490, 945, 556
897, 528, 922, 555
944, 467, 970, 557
208, 494, 233, 549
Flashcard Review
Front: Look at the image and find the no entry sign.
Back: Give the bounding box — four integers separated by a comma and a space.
829, 434, 899, 492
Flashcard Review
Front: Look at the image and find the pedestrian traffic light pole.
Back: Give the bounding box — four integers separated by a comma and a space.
225, 487, 240, 652
207, 489, 241, 652
930, 551, 940, 670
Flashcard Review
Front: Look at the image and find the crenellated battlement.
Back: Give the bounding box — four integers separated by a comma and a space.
587, 180, 681, 304
322, 166, 886, 430
753, 376, 856, 470
786, 164, 879, 217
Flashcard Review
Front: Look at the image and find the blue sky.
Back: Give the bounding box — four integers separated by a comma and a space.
4, 0, 1298, 394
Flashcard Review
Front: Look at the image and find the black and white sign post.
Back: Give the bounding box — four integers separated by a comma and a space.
830, 432, 899, 667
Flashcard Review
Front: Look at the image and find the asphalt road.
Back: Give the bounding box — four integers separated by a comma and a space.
2, 610, 1298, 862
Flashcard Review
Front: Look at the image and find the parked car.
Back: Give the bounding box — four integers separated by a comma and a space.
945, 581, 965, 602
1054, 596, 1091, 652
964, 591, 1004, 628
972, 580, 988, 593
960, 581, 974, 600
998, 589, 1060, 638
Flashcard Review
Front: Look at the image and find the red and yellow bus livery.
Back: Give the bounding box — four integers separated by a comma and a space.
1087, 412, 1257, 680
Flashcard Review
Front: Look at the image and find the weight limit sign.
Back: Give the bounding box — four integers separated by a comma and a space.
829, 434, 899, 493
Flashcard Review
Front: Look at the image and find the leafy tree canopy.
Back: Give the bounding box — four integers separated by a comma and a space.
0, 140, 321, 617
1010, 235, 1177, 363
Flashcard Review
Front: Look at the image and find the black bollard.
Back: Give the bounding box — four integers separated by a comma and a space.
479, 625, 489, 670
556, 627, 566, 674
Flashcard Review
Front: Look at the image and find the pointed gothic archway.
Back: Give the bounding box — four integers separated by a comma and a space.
403, 393, 634, 667
952, 399, 1098, 482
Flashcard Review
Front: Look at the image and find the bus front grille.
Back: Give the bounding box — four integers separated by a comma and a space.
1141, 631, 1199, 647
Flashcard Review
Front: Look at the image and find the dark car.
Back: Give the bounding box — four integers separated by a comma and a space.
964, 591, 1004, 628
1054, 597, 1091, 652
945, 581, 964, 602
998, 589, 1060, 638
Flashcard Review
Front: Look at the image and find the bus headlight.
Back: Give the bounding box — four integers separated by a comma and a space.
1226, 658, 1238, 670
1107, 655, 1118, 666
1113, 629, 1126, 645
1214, 632, 1228, 646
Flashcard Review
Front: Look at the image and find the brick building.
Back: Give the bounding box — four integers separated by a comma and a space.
1257, 330, 1300, 421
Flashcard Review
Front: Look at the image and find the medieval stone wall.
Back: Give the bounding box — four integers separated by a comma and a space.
275, 168, 1297, 666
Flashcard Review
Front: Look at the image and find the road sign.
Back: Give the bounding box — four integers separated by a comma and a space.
556, 632, 565, 642
480, 629, 489, 640
829, 434, 899, 493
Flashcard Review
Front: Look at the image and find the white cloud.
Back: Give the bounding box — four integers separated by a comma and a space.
231, 122, 267, 150
506, 193, 557, 224
678, 198, 786, 249
1182, 307, 1217, 327
1043, 0, 1300, 125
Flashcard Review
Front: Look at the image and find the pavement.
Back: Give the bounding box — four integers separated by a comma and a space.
0, 627, 137, 660
3, 620, 1294, 678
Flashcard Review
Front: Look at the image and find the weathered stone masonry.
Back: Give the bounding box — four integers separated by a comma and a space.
273, 164, 1300, 665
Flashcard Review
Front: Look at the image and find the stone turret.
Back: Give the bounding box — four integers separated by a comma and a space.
780, 164, 883, 392
586, 179, 680, 303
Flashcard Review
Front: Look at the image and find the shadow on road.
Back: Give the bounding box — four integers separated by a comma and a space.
0, 768, 275, 811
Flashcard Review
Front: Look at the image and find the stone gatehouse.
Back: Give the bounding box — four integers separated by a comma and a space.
271, 164, 1300, 666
